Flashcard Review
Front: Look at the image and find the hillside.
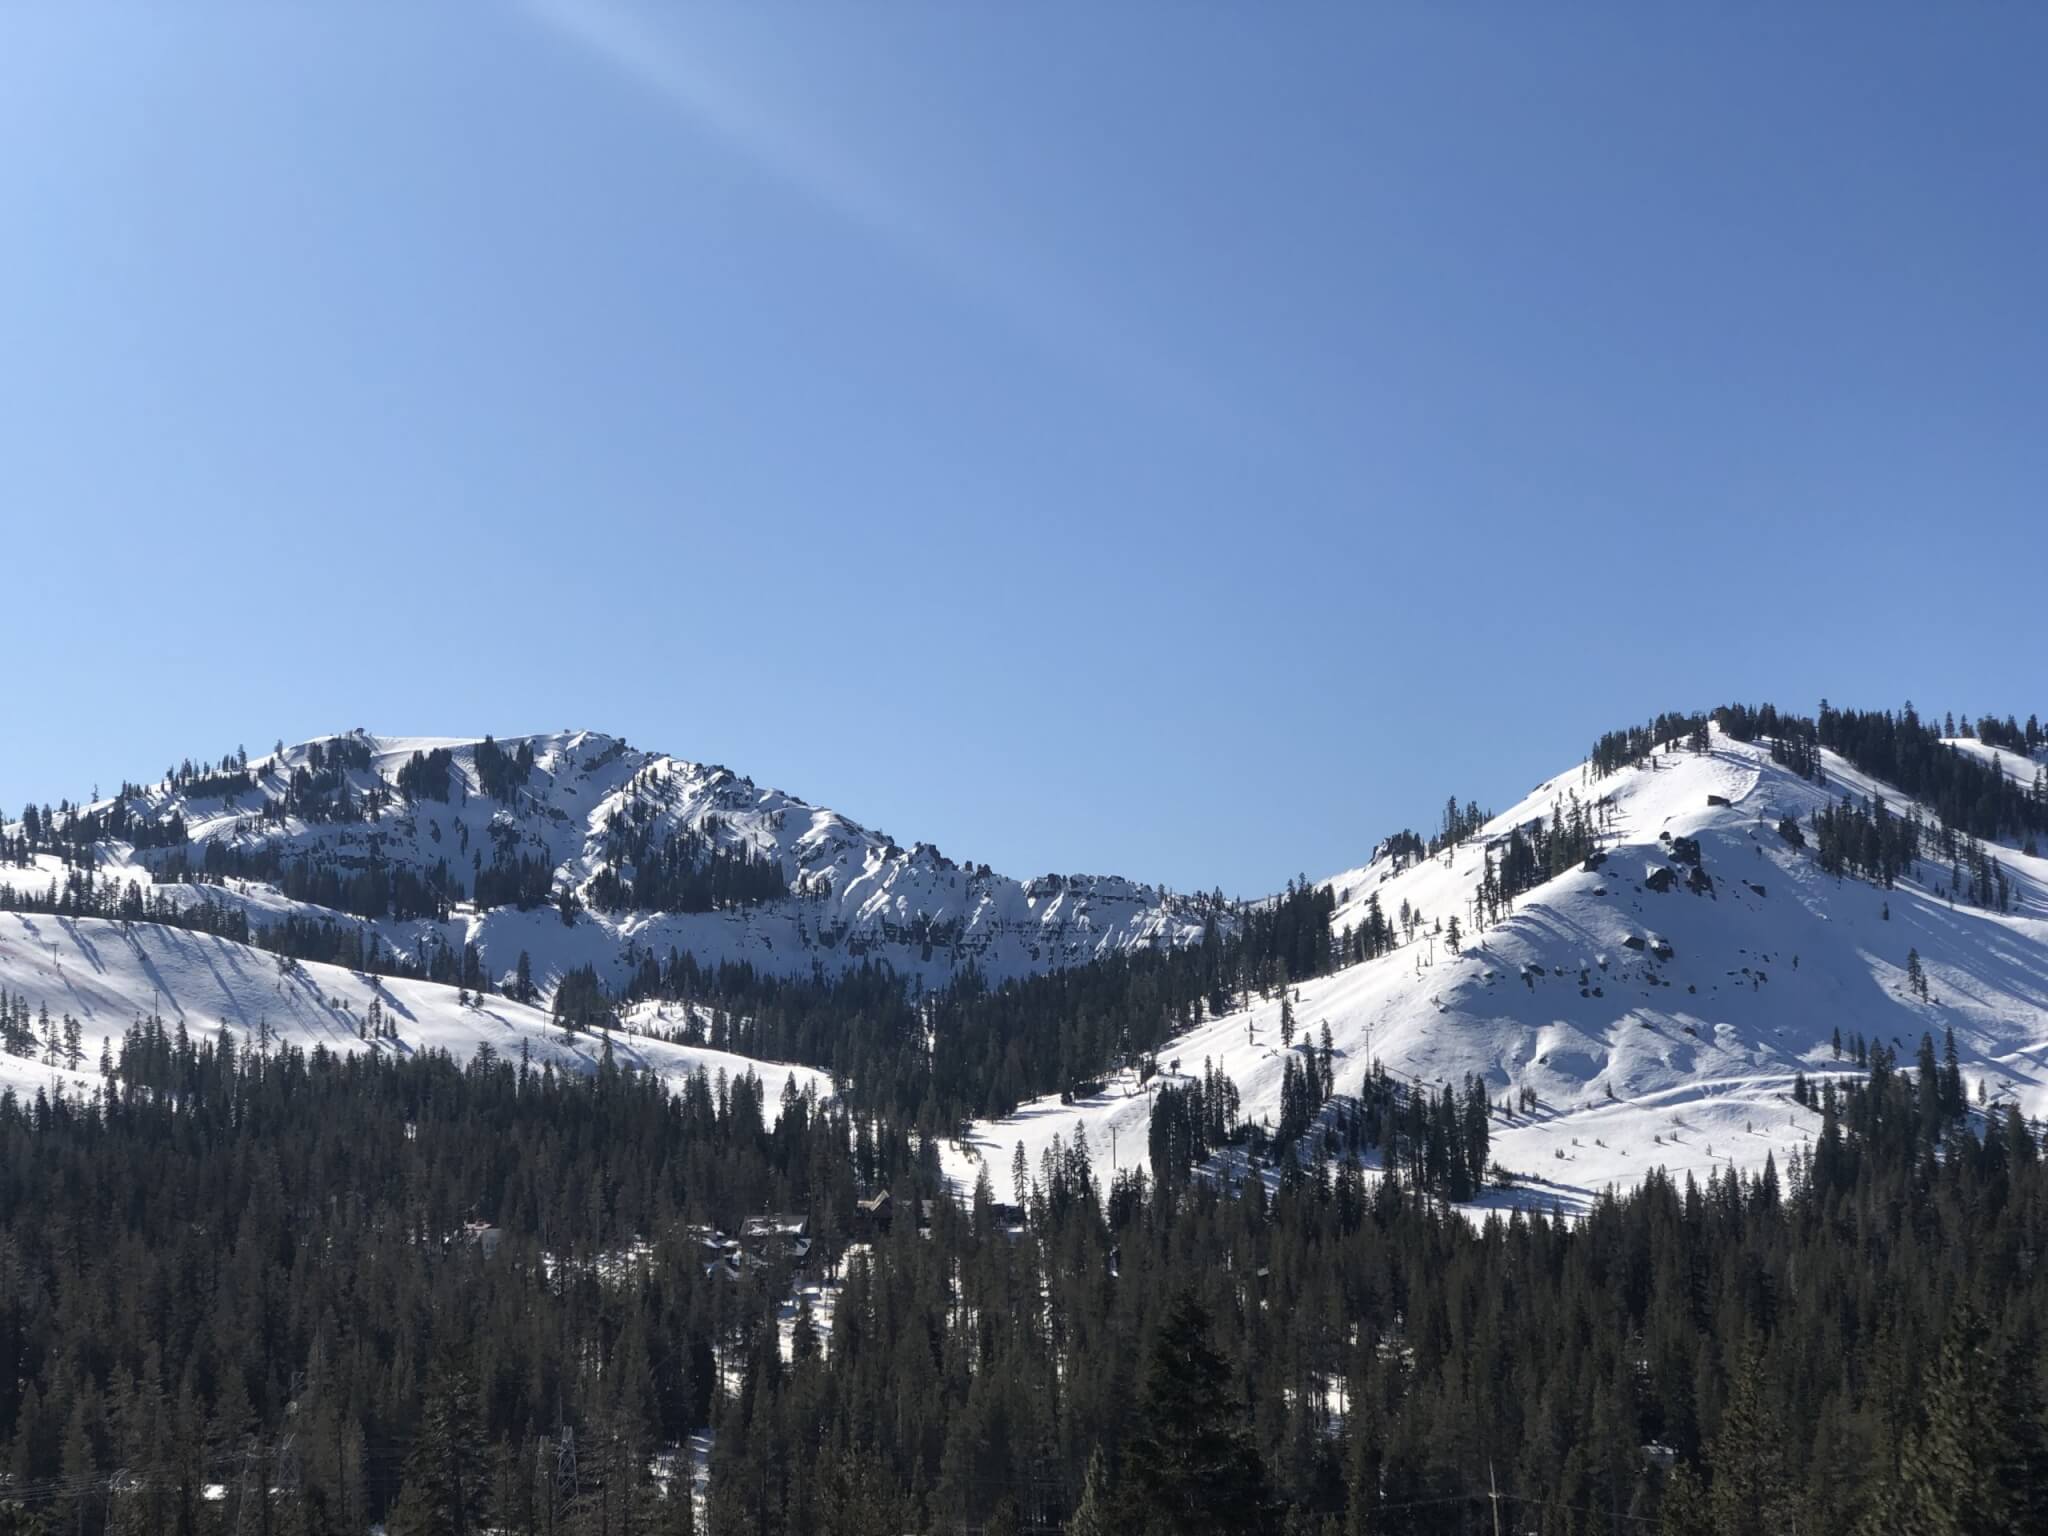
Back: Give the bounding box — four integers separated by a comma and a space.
1, 728, 1217, 1002
9, 714, 2046, 1215
942, 724, 2048, 1212
0, 908, 829, 1111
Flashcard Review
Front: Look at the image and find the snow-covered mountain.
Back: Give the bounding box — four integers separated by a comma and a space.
10, 717, 2047, 1214
944, 725, 2048, 1213
4, 728, 1218, 1000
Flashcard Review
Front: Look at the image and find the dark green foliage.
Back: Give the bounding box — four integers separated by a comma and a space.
1301, 1063, 1490, 1200
1811, 790, 1924, 889
1117, 1291, 1272, 1534
1590, 712, 1710, 777
9, 701, 2048, 1534
552, 963, 617, 1034
1434, 796, 1491, 851
471, 735, 535, 802
472, 851, 555, 910
388, 1354, 489, 1536
1817, 700, 2048, 841
1713, 703, 1820, 779
615, 883, 1330, 1126
394, 747, 455, 803
585, 812, 785, 915
153, 841, 463, 920
1, 1013, 2046, 1534
1147, 1062, 1242, 1188
1706, 1345, 1795, 1534
1852, 1307, 2048, 1536
0, 1020, 857, 1533
0, 870, 255, 940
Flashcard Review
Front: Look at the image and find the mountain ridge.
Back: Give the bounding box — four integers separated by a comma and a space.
3, 726, 1224, 1001
7, 708, 2048, 1214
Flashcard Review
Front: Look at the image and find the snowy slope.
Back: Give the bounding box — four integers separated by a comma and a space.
943, 727, 2048, 1214
17, 719, 2047, 1211
0, 911, 829, 1113
4, 729, 1217, 1002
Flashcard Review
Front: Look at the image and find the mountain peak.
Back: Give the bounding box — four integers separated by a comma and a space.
9, 725, 1219, 1002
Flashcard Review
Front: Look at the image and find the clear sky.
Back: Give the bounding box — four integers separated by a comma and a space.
2, 4, 2042, 897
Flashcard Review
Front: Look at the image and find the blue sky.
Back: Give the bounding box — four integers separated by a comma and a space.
2, 4, 2042, 897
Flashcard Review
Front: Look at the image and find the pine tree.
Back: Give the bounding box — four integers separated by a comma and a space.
1989, 1323, 2048, 1533
1119, 1291, 1272, 1534
1658, 1462, 1712, 1536
1067, 1447, 1113, 1536
664, 1463, 697, 1536
816, 1445, 895, 1536
1859, 1305, 2044, 1536
1707, 1345, 1793, 1536
388, 1354, 488, 1536
60, 1394, 98, 1536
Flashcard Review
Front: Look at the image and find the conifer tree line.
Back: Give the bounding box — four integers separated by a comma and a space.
1806, 794, 2015, 911
1810, 700, 2048, 840
1434, 797, 1491, 852
150, 841, 467, 921
1313, 1063, 1493, 1201
393, 746, 457, 802
4, 1021, 2048, 1533
1583, 701, 2048, 855
472, 734, 538, 801
1145, 1060, 1244, 1186
1354, 795, 1496, 879
1588, 712, 1712, 777
1148, 1047, 1495, 1204
1708, 701, 2048, 841
0, 874, 495, 995
1470, 791, 1607, 927
614, 883, 1343, 1127
0, 990, 85, 1070
388, 734, 548, 807
1136, 1024, 1487, 1198
1973, 712, 2045, 756
133, 736, 392, 828
1573, 700, 2045, 890
0, 871, 1339, 1138
1709, 701, 1824, 778
586, 807, 784, 916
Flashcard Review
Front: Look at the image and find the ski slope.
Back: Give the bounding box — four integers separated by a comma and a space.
0, 911, 829, 1113
943, 727, 2048, 1215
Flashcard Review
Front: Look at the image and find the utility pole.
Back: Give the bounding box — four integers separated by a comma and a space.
1488, 1460, 1502, 1536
